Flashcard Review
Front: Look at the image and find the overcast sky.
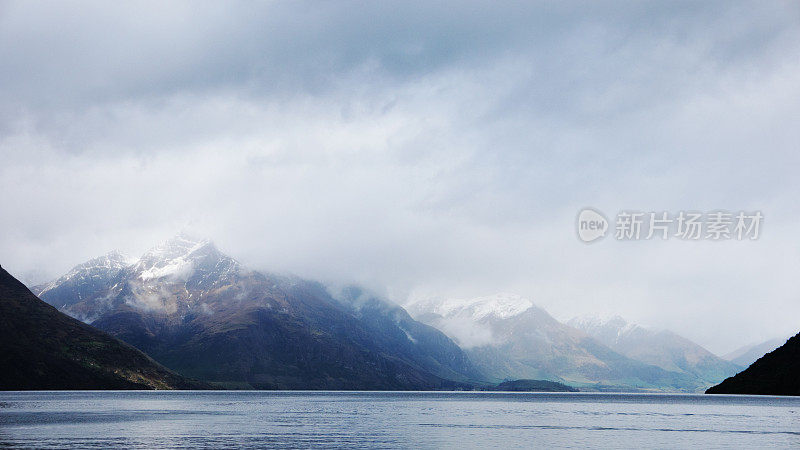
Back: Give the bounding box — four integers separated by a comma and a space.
2, 1, 799, 354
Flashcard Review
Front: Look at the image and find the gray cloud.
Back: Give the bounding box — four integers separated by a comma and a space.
1, 0, 799, 354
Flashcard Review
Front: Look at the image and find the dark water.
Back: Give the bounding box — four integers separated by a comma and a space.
1, 391, 798, 448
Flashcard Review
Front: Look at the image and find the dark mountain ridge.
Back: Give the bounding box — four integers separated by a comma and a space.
706, 333, 799, 396
0, 265, 200, 390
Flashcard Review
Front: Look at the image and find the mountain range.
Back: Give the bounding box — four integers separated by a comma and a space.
568, 315, 742, 385
0, 265, 199, 390
408, 294, 740, 392
21, 234, 764, 392
32, 234, 481, 390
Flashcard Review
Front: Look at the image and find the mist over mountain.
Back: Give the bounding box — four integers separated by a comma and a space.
408, 294, 709, 392
334, 286, 484, 383
568, 315, 741, 385
0, 265, 199, 390
35, 234, 482, 390
722, 337, 788, 368
32, 235, 780, 393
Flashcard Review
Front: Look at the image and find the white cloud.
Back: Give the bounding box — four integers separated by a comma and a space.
1, 1, 799, 354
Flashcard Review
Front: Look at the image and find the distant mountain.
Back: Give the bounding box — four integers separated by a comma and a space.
722, 337, 787, 368
568, 315, 741, 385
707, 333, 799, 396
0, 265, 199, 390
36, 234, 482, 390
408, 294, 703, 392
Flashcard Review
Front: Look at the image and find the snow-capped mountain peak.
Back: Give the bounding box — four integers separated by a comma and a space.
134, 234, 220, 281
34, 234, 244, 320
569, 313, 628, 329
568, 314, 642, 342
425, 293, 534, 321
138, 233, 210, 263
35, 250, 134, 297
123, 234, 244, 293
79, 250, 135, 271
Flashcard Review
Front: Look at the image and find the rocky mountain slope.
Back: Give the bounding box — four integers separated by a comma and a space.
0, 265, 200, 390
35, 234, 483, 389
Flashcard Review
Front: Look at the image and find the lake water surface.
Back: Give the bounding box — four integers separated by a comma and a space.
1, 391, 798, 448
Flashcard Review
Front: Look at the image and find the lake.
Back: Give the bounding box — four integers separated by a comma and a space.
1, 391, 798, 448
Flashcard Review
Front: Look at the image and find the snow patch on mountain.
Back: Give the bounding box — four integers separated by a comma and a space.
398, 325, 417, 344
406, 293, 535, 348
35, 250, 135, 297
428, 293, 533, 321
138, 255, 196, 281
568, 314, 644, 344
135, 235, 211, 281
